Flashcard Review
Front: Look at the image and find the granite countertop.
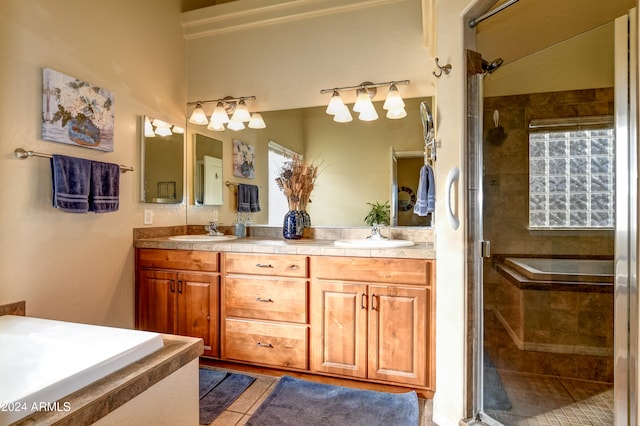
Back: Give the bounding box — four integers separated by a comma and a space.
134, 236, 435, 259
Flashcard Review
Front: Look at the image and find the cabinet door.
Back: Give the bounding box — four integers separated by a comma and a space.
177, 272, 220, 357
138, 269, 176, 334
310, 280, 368, 378
368, 285, 428, 386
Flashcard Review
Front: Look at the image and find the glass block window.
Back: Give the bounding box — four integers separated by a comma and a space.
529, 129, 615, 229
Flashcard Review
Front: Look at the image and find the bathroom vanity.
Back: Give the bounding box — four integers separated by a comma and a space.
134, 228, 435, 394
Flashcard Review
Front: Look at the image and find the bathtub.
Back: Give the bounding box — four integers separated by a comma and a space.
504, 257, 614, 284
0, 315, 163, 425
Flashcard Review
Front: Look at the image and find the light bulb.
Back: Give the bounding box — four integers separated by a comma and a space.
248, 112, 266, 129
386, 107, 407, 119
227, 118, 245, 131
211, 102, 230, 124
154, 125, 172, 136
325, 90, 345, 115
333, 105, 353, 123
231, 100, 251, 122
353, 88, 372, 113
189, 103, 208, 125
144, 117, 155, 137
207, 120, 225, 131
383, 84, 405, 110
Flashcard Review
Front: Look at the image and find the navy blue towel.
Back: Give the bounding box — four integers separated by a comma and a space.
414, 164, 435, 216
90, 160, 120, 212
51, 154, 92, 213
237, 184, 261, 213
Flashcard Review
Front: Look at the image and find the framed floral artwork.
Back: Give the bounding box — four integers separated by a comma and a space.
42, 68, 115, 152
233, 139, 255, 178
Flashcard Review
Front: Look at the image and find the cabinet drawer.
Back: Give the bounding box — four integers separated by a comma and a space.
224, 253, 307, 277
311, 256, 431, 285
225, 277, 307, 323
224, 319, 308, 369
137, 249, 219, 272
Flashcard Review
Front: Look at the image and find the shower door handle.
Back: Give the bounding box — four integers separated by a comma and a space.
445, 167, 460, 230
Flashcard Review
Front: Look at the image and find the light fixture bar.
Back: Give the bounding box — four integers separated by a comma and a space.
187, 96, 256, 107
320, 80, 409, 95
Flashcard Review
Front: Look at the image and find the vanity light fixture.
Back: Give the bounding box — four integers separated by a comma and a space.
146, 117, 183, 137
187, 96, 266, 131
320, 80, 410, 122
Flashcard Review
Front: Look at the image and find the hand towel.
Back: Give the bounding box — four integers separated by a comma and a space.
90, 160, 120, 212
51, 154, 92, 213
413, 164, 435, 216
237, 184, 261, 213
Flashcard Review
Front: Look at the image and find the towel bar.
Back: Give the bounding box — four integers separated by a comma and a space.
14, 148, 134, 173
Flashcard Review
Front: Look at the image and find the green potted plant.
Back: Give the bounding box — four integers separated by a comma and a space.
364, 201, 390, 239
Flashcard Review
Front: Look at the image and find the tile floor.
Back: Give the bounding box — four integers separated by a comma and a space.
202, 367, 435, 426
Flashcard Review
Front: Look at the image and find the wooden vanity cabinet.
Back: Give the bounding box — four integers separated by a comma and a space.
222, 253, 309, 370
136, 249, 220, 357
310, 256, 434, 389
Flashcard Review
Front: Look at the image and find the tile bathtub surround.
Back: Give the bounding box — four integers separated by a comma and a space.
0, 300, 25, 316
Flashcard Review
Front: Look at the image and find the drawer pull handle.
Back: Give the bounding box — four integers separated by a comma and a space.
170, 279, 176, 293
289, 264, 299, 270
256, 263, 273, 268
256, 342, 274, 348
178, 279, 183, 294
256, 297, 274, 303
361, 293, 367, 310
371, 293, 377, 311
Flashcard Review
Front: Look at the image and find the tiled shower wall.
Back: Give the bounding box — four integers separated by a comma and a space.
482, 88, 615, 257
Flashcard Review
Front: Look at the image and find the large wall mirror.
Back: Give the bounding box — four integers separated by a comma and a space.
140, 116, 185, 204
185, 97, 433, 227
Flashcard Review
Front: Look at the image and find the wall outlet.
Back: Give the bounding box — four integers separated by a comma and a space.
143, 209, 153, 225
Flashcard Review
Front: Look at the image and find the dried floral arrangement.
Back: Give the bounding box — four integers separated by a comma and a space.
275, 156, 319, 211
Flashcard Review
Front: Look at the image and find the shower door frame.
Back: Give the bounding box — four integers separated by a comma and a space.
467, 10, 638, 425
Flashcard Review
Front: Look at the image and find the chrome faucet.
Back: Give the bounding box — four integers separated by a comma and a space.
205, 221, 223, 236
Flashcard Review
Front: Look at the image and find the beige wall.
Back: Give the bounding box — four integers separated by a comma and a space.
0, 0, 186, 327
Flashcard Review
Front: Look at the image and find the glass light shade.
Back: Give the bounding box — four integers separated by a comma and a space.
154, 125, 172, 136
189, 104, 208, 125
211, 102, 230, 124
352, 88, 373, 113
207, 120, 225, 131
248, 112, 266, 129
231, 100, 251, 122
172, 125, 184, 134
383, 84, 405, 110
227, 118, 245, 131
325, 91, 345, 115
333, 105, 353, 123
144, 117, 155, 137
358, 106, 379, 121
386, 106, 407, 119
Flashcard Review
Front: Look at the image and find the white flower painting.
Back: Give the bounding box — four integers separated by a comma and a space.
233, 139, 255, 178
42, 68, 115, 151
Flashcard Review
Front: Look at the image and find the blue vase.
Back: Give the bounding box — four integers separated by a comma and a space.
283, 210, 303, 239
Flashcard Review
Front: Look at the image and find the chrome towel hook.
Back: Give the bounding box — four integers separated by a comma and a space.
433, 58, 452, 78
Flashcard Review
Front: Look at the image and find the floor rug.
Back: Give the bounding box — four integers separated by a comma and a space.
247, 375, 419, 426
199, 368, 255, 425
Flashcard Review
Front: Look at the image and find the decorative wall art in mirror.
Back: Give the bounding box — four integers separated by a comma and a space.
193, 134, 223, 205
185, 97, 434, 227
140, 116, 185, 204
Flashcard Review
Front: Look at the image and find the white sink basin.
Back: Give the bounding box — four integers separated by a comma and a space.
334, 239, 415, 248
168, 235, 238, 242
